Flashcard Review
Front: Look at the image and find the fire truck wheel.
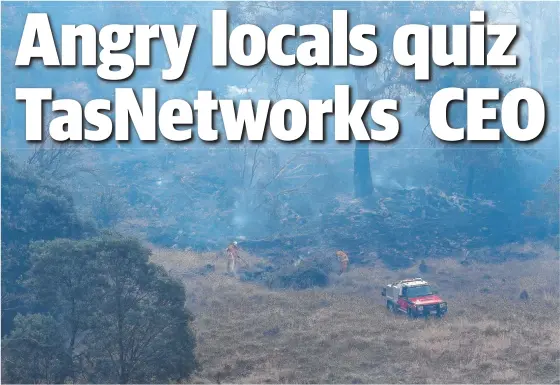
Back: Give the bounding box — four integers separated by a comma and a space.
407, 308, 416, 319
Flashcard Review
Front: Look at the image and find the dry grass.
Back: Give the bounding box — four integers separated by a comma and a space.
150, 244, 560, 384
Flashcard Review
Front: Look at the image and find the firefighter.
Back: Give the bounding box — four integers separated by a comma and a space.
225, 241, 240, 274
336, 250, 349, 274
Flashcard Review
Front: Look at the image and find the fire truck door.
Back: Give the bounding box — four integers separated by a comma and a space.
397, 287, 408, 311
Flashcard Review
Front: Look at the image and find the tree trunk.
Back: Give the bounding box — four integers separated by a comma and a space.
520, 3, 543, 91
354, 142, 374, 197
352, 71, 374, 198
529, 27, 543, 91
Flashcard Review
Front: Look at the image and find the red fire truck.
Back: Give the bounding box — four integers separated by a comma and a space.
382, 278, 448, 318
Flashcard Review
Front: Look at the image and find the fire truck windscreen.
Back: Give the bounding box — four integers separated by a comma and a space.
405, 285, 433, 297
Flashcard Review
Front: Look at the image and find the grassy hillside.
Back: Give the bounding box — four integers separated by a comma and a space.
150, 243, 559, 384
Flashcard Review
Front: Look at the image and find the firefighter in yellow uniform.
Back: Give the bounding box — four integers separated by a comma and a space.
226, 241, 240, 274
336, 250, 349, 275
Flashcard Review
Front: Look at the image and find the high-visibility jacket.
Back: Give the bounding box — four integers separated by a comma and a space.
336, 250, 349, 263
226, 244, 239, 259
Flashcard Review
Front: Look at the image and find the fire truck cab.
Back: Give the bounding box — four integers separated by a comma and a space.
382, 278, 447, 318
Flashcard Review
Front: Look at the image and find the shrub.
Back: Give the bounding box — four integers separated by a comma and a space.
2, 314, 71, 384
419, 260, 429, 273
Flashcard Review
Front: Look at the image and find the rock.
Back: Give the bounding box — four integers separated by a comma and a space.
263, 327, 280, 337
193, 264, 215, 276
